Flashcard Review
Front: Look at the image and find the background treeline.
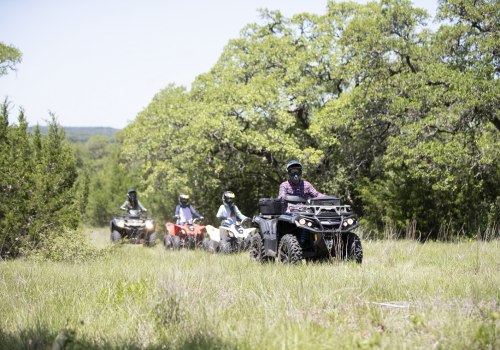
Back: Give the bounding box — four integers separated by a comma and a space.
1, 0, 499, 258
112, 0, 498, 239
29, 126, 119, 143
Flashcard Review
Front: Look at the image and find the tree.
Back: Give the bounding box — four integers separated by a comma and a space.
0, 104, 86, 258
0, 42, 22, 77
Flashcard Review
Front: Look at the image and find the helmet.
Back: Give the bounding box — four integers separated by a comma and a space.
286, 160, 302, 182
222, 191, 235, 206
286, 160, 302, 171
127, 189, 137, 201
178, 193, 190, 207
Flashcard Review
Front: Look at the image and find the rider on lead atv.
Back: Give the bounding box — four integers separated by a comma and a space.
250, 160, 363, 263
174, 193, 204, 224
278, 160, 323, 200
120, 189, 148, 212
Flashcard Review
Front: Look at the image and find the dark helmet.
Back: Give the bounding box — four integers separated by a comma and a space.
127, 189, 137, 201
178, 193, 190, 207
286, 160, 302, 182
222, 191, 235, 207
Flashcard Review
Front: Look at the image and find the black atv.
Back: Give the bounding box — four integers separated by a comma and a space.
110, 209, 157, 246
250, 196, 362, 264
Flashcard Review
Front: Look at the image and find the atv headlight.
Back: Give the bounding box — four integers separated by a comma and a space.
116, 220, 125, 228
145, 220, 155, 230
342, 218, 355, 227
296, 217, 316, 229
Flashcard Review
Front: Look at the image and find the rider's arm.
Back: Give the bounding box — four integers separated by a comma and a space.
305, 181, 323, 198
278, 181, 289, 200
138, 200, 147, 211
234, 205, 248, 221
174, 205, 181, 223
216, 205, 226, 220
216, 205, 233, 226
120, 201, 128, 210
190, 205, 202, 219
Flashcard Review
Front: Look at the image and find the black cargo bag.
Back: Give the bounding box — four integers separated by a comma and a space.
308, 195, 341, 206
259, 198, 285, 215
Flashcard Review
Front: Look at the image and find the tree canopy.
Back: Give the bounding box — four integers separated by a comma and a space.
118, 0, 498, 239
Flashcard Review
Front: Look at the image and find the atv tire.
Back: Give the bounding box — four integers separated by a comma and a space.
185, 236, 196, 249
171, 235, 181, 250
344, 232, 363, 264
163, 235, 172, 249
145, 232, 157, 247
277, 234, 302, 264
202, 238, 218, 253
249, 234, 271, 263
219, 238, 232, 254
111, 230, 121, 243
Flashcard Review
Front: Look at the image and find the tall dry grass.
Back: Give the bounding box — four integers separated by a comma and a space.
0, 227, 498, 349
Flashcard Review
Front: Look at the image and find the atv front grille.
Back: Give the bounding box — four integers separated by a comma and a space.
319, 220, 342, 232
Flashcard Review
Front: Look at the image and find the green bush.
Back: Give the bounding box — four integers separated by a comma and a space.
0, 104, 88, 258
26, 228, 112, 263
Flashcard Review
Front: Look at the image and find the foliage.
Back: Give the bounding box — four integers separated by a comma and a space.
26, 228, 111, 262
118, 0, 498, 239
71, 133, 140, 227
0, 102, 87, 258
0, 42, 22, 77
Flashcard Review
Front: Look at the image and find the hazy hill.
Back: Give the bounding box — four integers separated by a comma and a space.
29, 126, 120, 143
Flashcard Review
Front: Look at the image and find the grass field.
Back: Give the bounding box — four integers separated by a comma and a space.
0, 228, 498, 349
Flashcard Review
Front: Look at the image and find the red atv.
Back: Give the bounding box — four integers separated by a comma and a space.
164, 218, 206, 249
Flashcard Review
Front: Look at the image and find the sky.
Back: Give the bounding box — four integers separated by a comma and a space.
0, 0, 437, 129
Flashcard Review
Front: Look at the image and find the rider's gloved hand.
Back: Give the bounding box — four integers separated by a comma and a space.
199, 216, 204, 220
222, 218, 234, 227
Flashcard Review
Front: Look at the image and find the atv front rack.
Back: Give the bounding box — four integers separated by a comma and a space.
286, 203, 353, 216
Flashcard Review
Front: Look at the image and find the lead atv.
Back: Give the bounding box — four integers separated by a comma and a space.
110, 209, 157, 246
250, 196, 362, 264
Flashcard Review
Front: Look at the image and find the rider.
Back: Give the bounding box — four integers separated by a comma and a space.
120, 189, 147, 211
278, 160, 323, 200
174, 193, 203, 225
216, 191, 248, 227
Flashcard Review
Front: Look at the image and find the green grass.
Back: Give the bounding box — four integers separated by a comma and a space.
0, 229, 498, 349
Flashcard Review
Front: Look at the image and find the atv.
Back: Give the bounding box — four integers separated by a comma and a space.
164, 218, 206, 250
110, 209, 157, 246
250, 196, 363, 264
203, 218, 257, 254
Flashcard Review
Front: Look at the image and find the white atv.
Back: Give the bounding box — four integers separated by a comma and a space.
203, 217, 256, 253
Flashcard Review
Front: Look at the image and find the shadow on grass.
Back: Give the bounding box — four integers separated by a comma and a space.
0, 327, 236, 350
